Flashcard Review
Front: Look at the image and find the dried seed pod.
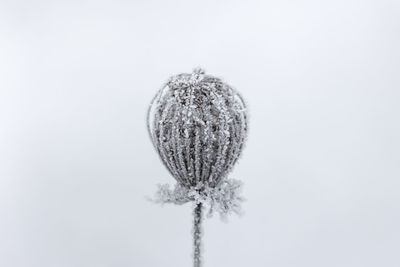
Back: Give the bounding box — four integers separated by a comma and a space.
147, 68, 248, 267
147, 68, 248, 189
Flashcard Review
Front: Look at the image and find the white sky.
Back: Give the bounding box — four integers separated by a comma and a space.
1, 0, 399, 266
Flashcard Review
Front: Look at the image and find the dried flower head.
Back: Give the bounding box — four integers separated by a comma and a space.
147, 68, 248, 267
147, 68, 248, 192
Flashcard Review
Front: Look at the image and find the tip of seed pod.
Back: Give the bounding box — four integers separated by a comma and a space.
193, 67, 205, 75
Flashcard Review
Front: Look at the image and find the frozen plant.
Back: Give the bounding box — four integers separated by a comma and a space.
147, 68, 248, 267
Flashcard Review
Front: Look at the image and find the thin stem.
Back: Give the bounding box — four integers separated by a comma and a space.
193, 202, 203, 267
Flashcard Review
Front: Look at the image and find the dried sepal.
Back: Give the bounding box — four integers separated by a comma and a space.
151, 178, 244, 219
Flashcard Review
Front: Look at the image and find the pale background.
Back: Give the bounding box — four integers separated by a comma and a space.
1, 0, 399, 266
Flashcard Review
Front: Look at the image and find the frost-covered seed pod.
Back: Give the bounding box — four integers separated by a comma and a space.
147, 68, 248, 189
147, 68, 248, 267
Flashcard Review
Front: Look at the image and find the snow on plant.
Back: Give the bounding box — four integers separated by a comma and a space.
147, 68, 248, 267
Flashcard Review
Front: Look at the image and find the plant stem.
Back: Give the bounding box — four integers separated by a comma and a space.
193, 202, 203, 267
